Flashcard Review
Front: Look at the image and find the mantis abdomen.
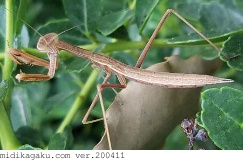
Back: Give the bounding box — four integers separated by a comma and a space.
122, 68, 232, 88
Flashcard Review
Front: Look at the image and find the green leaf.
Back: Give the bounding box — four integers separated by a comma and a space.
200, 87, 243, 150
48, 133, 67, 150
23, 82, 50, 127
48, 126, 73, 150
100, 0, 128, 13
163, 125, 189, 150
42, 74, 80, 114
221, 35, 243, 71
135, 0, 159, 32
97, 0, 131, 36
10, 87, 31, 131
0, 80, 8, 101
200, 2, 243, 30
195, 112, 203, 127
199, 2, 230, 30
62, 57, 90, 73
33, 19, 89, 46
25, 82, 50, 109
43, 91, 76, 114
62, 126, 74, 149
16, 126, 43, 148
233, 0, 243, 9
111, 52, 135, 66
166, 1, 243, 51
97, 9, 134, 36
175, 2, 201, 21
14, 0, 30, 35
62, 0, 101, 34
63, 0, 131, 36
18, 144, 42, 150
167, 30, 227, 45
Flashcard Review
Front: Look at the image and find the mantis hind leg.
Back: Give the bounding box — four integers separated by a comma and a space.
136, 9, 229, 68
82, 67, 126, 150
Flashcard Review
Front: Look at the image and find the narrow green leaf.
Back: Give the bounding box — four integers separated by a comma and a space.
0, 80, 8, 101
48, 133, 67, 150
200, 87, 243, 149
135, 0, 159, 32
221, 35, 243, 71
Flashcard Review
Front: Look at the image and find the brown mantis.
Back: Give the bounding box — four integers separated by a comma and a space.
7, 9, 233, 150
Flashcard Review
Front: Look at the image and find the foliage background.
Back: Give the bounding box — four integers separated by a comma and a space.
0, 0, 242, 150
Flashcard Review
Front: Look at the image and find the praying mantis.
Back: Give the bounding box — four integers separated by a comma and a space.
7, 8, 233, 150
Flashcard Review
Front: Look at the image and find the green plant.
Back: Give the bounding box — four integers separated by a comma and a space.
0, 0, 242, 150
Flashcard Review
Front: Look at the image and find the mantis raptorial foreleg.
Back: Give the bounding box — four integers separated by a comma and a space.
7, 48, 59, 81
7, 48, 51, 81
7, 48, 50, 68
8, 47, 126, 149
7, 9, 233, 150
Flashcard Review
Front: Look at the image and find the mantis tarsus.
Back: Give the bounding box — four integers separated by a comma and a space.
7, 9, 233, 150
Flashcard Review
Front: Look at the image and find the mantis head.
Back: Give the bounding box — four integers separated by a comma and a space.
37, 33, 59, 53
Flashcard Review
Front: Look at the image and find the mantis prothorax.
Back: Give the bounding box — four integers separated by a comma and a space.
8, 9, 233, 150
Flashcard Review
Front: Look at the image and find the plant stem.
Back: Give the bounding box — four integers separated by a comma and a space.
56, 69, 99, 133
3, 0, 14, 79
0, 103, 20, 149
0, 0, 21, 150
2, 0, 14, 111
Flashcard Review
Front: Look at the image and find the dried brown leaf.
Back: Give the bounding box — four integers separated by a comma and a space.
93, 55, 223, 149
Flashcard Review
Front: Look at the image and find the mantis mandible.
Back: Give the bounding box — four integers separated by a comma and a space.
8, 9, 233, 150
